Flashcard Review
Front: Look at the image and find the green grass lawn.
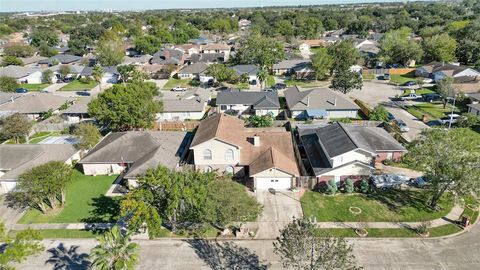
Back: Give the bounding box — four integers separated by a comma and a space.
19, 83, 50, 91
401, 88, 436, 96
19, 171, 119, 224
316, 224, 462, 238
60, 80, 97, 91
266, 75, 275, 87
406, 103, 458, 120
362, 73, 375, 81
163, 78, 192, 90
390, 72, 415, 85
28, 131, 61, 144
284, 78, 327, 88
302, 189, 454, 222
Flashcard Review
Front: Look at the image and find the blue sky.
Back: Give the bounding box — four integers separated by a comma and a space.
1, 0, 417, 12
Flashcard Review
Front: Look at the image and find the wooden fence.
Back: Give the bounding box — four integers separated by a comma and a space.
363, 68, 415, 75
354, 99, 372, 118
153, 121, 200, 131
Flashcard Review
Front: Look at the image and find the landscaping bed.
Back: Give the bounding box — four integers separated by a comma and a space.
301, 189, 454, 222
19, 171, 119, 224
60, 80, 97, 91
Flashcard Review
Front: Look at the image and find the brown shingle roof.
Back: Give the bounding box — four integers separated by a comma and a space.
190, 113, 246, 147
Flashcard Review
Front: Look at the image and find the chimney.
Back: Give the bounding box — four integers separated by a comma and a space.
253, 135, 260, 147
306, 97, 310, 107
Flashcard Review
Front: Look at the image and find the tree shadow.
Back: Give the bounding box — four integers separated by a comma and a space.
366, 189, 433, 213
45, 243, 91, 270
81, 195, 121, 223
186, 238, 270, 270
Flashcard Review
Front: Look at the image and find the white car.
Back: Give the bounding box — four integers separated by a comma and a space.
400, 93, 422, 101
172, 86, 187, 92
439, 114, 462, 125
393, 119, 410, 132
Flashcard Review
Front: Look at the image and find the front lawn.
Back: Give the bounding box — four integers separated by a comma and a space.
401, 88, 436, 96
390, 72, 415, 85
60, 80, 97, 91
302, 189, 454, 222
19, 83, 50, 91
406, 103, 458, 120
266, 75, 275, 87
163, 78, 192, 90
284, 78, 328, 88
315, 224, 462, 238
19, 171, 119, 224
28, 131, 61, 144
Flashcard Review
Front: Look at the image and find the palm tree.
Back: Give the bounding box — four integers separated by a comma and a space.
90, 226, 139, 270
257, 67, 269, 90
92, 65, 104, 92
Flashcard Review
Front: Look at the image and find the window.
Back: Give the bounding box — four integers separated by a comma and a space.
203, 149, 212, 160
225, 149, 234, 161
204, 166, 213, 173
225, 166, 234, 174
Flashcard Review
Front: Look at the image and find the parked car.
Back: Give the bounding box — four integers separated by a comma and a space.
250, 80, 257, 85
403, 81, 417, 87
393, 119, 410, 132
400, 93, 421, 101
273, 83, 287, 90
422, 78, 434, 84
264, 88, 276, 92
383, 73, 390, 80
370, 174, 411, 190
422, 93, 442, 103
387, 112, 395, 121
15, 88, 28, 93
439, 113, 463, 125
76, 91, 91, 96
409, 177, 428, 188
171, 86, 187, 92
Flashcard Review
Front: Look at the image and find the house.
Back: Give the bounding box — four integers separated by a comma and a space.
79, 131, 191, 187
122, 54, 152, 66
173, 44, 201, 56
293, 64, 316, 79
177, 62, 212, 82
0, 93, 72, 120
298, 122, 407, 185
272, 60, 311, 76
38, 54, 82, 66
230, 65, 259, 84
467, 93, 480, 116
151, 48, 185, 66
19, 55, 48, 66
0, 92, 22, 106
156, 88, 211, 121
189, 53, 225, 64
416, 62, 480, 82
202, 44, 231, 61
49, 64, 85, 80
216, 90, 281, 117
284, 86, 359, 119
80, 66, 119, 83
61, 98, 91, 123
190, 113, 299, 190
238, 19, 252, 30
299, 40, 324, 54
0, 144, 80, 193
0, 65, 44, 84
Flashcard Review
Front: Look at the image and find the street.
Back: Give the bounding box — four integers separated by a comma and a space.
19, 224, 480, 270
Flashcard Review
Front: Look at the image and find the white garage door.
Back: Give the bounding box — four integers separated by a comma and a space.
256, 177, 291, 190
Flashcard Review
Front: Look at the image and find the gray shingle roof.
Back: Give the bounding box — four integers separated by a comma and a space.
0, 144, 77, 180
273, 60, 310, 70
38, 54, 82, 65
162, 99, 205, 112
178, 62, 208, 75
216, 90, 280, 109
230, 65, 259, 76
0, 92, 22, 105
80, 66, 118, 76
284, 86, 359, 111
189, 53, 224, 63
62, 98, 91, 114
0, 65, 41, 79
0, 93, 72, 114
151, 49, 184, 65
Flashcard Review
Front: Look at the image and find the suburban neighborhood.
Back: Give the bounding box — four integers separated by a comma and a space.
0, 0, 480, 269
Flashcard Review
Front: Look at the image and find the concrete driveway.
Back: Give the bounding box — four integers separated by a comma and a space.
248, 191, 303, 239
42, 83, 67, 93
0, 195, 25, 230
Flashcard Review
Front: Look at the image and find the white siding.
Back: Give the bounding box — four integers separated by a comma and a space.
218, 104, 251, 114
327, 110, 358, 119
252, 168, 293, 178
331, 149, 373, 168
156, 111, 205, 121
82, 163, 126, 175
191, 139, 240, 166
456, 69, 480, 78
255, 109, 280, 117
318, 163, 372, 178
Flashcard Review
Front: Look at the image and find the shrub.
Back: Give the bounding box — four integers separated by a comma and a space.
415, 221, 430, 235
325, 179, 338, 195
79, 77, 92, 83
359, 179, 370, 194
345, 179, 354, 193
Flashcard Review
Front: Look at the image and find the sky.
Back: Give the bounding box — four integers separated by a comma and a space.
1, 0, 416, 12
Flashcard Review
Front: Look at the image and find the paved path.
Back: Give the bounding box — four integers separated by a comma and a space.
42, 83, 67, 93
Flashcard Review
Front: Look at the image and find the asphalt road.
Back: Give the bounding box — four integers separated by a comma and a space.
19, 224, 480, 270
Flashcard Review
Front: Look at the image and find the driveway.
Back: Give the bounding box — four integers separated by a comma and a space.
0, 195, 25, 230
19, 225, 480, 270
347, 80, 430, 141
42, 83, 67, 93
248, 191, 303, 239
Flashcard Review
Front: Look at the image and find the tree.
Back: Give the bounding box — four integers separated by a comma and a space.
58, 65, 71, 79
235, 34, 285, 68
88, 82, 161, 131
205, 63, 237, 83
408, 128, 480, 208
379, 27, 423, 66
39, 41, 58, 57
92, 65, 104, 91
117, 65, 136, 83
41, 69, 54, 84
3, 43, 35, 58
457, 112, 480, 128
30, 27, 58, 47
274, 218, 360, 270
330, 69, 363, 94
345, 179, 355, 193
97, 31, 124, 66
11, 161, 73, 213
1, 113, 32, 143
73, 122, 101, 150
1, 55, 24, 66
436, 77, 456, 109
369, 105, 389, 121
0, 76, 19, 92
256, 67, 269, 90
325, 179, 338, 195
134, 35, 163, 55
311, 47, 334, 80
422, 34, 457, 63
246, 115, 273, 127
90, 226, 139, 270
328, 41, 363, 94
0, 222, 44, 269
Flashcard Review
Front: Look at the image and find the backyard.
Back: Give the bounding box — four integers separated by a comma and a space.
60, 80, 97, 91
406, 102, 459, 120
301, 189, 454, 222
162, 78, 193, 90
19, 83, 50, 91
390, 72, 415, 85
19, 171, 119, 224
